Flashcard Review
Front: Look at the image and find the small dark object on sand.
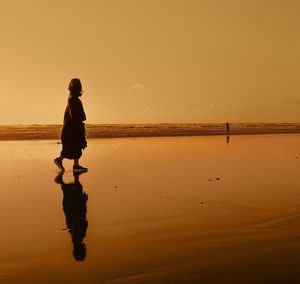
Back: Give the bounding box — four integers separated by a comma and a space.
114, 186, 118, 189
208, 179, 212, 181
216, 177, 220, 180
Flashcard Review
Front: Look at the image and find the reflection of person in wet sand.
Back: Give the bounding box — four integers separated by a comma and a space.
226, 122, 230, 143
55, 171, 88, 261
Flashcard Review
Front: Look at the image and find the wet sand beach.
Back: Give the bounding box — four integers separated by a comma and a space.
0, 134, 300, 283
0, 123, 299, 140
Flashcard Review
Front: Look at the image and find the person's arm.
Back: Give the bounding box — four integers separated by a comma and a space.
68, 97, 86, 122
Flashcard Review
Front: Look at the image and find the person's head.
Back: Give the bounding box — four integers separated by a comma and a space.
73, 243, 86, 261
68, 78, 82, 97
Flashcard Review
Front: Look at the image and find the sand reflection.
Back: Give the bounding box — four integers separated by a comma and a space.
55, 171, 88, 261
1, 136, 300, 283
226, 135, 230, 144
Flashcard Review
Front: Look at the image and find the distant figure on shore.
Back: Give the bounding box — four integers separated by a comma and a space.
55, 171, 88, 261
226, 122, 230, 133
54, 78, 87, 172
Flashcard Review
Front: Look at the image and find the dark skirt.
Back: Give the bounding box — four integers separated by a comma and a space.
61, 122, 87, 159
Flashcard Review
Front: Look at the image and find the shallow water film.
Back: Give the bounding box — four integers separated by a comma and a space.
1, 134, 300, 283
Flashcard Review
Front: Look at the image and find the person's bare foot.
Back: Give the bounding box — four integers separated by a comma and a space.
73, 165, 88, 172
54, 158, 65, 171
54, 171, 64, 184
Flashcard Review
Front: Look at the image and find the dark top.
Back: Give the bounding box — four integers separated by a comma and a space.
64, 95, 86, 125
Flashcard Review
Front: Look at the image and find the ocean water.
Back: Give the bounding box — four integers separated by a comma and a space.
0, 134, 300, 283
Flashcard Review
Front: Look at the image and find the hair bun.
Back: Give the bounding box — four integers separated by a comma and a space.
68, 78, 82, 96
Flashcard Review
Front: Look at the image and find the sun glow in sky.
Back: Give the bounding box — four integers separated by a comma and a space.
0, 0, 299, 124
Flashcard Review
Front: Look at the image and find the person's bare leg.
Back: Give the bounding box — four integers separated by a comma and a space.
73, 158, 88, 172
74, 172, 79, 183
54, 155, 65, 171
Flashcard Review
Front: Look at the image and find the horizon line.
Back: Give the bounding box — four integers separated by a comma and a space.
0, 122, 300, 126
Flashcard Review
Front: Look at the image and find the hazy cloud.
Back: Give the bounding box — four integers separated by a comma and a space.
134, 103, 258, 121
126, 84, 144, 92
278, 97, 300, 107
177, 104, 253, 113
220, 104, 254, 112
207, 104, 216, 111
178, 104, 216, 113
138, 106, 151, 115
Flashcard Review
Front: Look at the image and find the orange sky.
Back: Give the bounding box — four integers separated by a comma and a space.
0, 0, 299, 124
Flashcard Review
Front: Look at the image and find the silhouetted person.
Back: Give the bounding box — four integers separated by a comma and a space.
55, 171, 88, 261
54, 78, 87, 172
226, 122, 230, 133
